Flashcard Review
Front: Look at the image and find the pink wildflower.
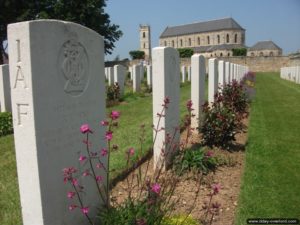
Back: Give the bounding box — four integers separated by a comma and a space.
96, 175, 103, 182
81, 207, 89, 215
79, 155, 87, 162
128, 148, 135, 156
100, 120, 109, 126
82, 170, 90, 177
186, 100, 193, 111
205, 150, 214, 158
69, 205, 77, 211
212, 183, 221, 195
96, 163, 103, 169
110, 111, 120, 120
72, 178, 79, 186
101, 148, 108, 156
105, 131, 113, 141
151, 183, 161, 194
67, 191, 76, 199
80, 124, 92, 134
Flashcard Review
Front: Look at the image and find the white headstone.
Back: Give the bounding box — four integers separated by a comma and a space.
114, 65, 126, 96
230, 63, 234, 82
8, 20, 107, 225
146, 65, 152, 87
140, 64, 144, 81
187, 66, 191, 81
107, 67, 114, 86
191, 54, 205, 129
181, 65, 186, 83
208, 58, 218, 104
152, 47, 180, 170
0, 64, 12, 112
104, 67, 108, 80
133, 64, 141, 92
225, 62, 231, 84
218, 60, 225, 89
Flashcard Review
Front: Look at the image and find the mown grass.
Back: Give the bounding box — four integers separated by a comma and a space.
0, 79, 199, 225
235, 72, 300, 224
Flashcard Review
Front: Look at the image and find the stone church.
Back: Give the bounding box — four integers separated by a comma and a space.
159, 17, 246, 57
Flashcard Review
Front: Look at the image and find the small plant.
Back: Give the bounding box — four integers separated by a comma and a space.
107, 82, 121, 102
129, 50, 145, 60
201, 183, 222, 225
0, 112, 13, 136
174, 148, 217, 175
177, 48, 194, 58
162, 214, 199, 225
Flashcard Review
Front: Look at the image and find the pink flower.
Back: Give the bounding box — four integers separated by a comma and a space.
151, 183, 161, 194
101, 148, 108, 156
128, 148, 135, 156
81, 207, 89, 215
96, 163, 103, 169
212, 183, 221, 195
105, 131, 113, 141
67, 191, 76, 199
110, 111, 120, 120
79, 155, 87, 162
72, 178, 79, 186
80, 124, 92, 134
69, 205, 77, 211
96, 175, 103, 182
186, 100, 193, 111
164, 97, 170, 105
82, 170, 90, 177
205, 150, 214, 158
100, 120, 109, 126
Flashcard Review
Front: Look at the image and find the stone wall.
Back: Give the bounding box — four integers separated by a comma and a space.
180, 56, 294, 72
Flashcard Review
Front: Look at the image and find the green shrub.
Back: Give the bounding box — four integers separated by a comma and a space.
107, 82, 121, 102
174, 147, 217, 175
0, 112, 13, 136
222, 80, 249, 120
232, 48, 247, 56
177, 48, 194, 58
129, 50, 145, 60
200, 101, 240, 148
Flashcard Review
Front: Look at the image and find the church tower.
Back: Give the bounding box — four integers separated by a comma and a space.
140, 25, 151, 62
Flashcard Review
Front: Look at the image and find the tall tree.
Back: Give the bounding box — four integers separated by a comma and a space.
0, 0, 122, 64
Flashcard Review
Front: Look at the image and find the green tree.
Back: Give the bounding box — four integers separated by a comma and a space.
129, 50, 145, 60
0, 0, 122, 64
232, 48, 247, 56
177, 48, 194, 58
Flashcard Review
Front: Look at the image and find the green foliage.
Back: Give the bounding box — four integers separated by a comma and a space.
107, 83, 121, 102
177, 48, 194, 58
0, 0, 122, 63
162, 215, 199, 225
200, 102, 240, 148
129, 50, 145, 60
100, 200, 165, 225
174, 148, 217, 174
0, 112, 13, 137
222, 80, 249, 120
232, 48, 247, 56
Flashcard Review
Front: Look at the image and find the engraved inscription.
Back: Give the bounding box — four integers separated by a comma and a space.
17, 103, 29, 125
14, 66, 27, 88
14, 39, 27, 89
58, 33, 89, 97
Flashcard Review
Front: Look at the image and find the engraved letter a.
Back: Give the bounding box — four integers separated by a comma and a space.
13, 66, 27, 89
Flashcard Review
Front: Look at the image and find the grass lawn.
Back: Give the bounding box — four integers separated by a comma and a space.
0, 80, 199, 225
235, 72, 300, 224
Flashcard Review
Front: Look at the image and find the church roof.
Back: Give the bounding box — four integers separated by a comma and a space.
249, 41, 281, 51
160, 18, 245, 38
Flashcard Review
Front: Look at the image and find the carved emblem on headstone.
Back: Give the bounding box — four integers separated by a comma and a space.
59, 33, 89, 96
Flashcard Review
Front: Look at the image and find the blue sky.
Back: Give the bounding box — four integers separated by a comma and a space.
104, 0, 300, 60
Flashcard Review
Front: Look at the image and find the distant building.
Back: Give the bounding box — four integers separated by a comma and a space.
247, 40, 282, 57
159, 17, 246, 57
139, 25, 151, 62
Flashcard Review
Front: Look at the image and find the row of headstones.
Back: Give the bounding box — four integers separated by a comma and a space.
104, 64, 153, 93
280, 66, 300, 84
152, 48, 249, 171
5, 20, 249, 225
